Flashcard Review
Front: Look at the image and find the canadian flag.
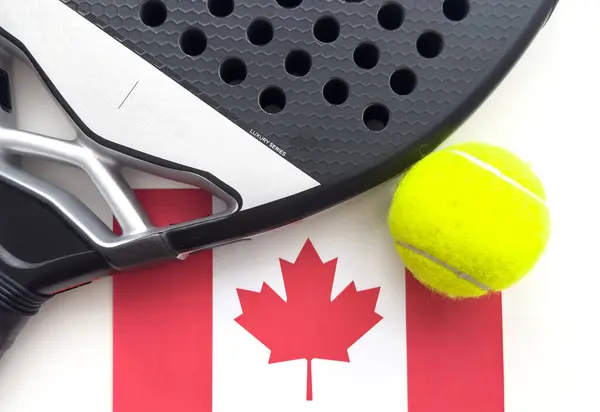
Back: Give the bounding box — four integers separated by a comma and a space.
0, 188, 503, 412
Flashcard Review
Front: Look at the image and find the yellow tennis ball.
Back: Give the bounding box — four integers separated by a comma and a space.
388, 142, 550, 298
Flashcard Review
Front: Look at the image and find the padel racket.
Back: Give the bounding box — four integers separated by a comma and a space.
0, 0, 557, 359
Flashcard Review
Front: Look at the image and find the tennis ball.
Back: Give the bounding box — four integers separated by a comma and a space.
388, 142, 550, 298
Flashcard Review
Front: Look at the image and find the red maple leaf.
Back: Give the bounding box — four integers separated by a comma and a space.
234, 239, 383, 400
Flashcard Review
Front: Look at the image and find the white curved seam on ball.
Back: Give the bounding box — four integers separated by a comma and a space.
450, 149, 545, 205
396, 240, 491, 292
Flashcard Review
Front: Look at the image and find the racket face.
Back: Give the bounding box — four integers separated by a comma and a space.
0, 0, 556, 255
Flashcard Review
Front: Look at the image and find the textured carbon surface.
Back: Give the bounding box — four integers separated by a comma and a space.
60, 0, 553, 183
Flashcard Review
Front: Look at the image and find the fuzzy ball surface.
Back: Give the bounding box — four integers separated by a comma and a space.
388, 142, 551, 298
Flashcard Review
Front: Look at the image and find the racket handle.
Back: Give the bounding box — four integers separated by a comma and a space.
0, 308, 29, 358
0, 271, 49, 359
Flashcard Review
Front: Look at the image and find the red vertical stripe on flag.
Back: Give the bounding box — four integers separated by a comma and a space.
113, 189, 213, 412
405, 270, 504, 412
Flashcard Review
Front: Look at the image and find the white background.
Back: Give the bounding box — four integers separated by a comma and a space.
0, 0, 599, 411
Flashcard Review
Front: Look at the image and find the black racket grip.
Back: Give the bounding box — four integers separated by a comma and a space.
0, 270, 49, 359
0, 309, 32, 357
0, 180, 107, 361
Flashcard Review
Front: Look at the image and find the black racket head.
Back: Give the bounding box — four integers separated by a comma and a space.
0, 0, 557, 255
